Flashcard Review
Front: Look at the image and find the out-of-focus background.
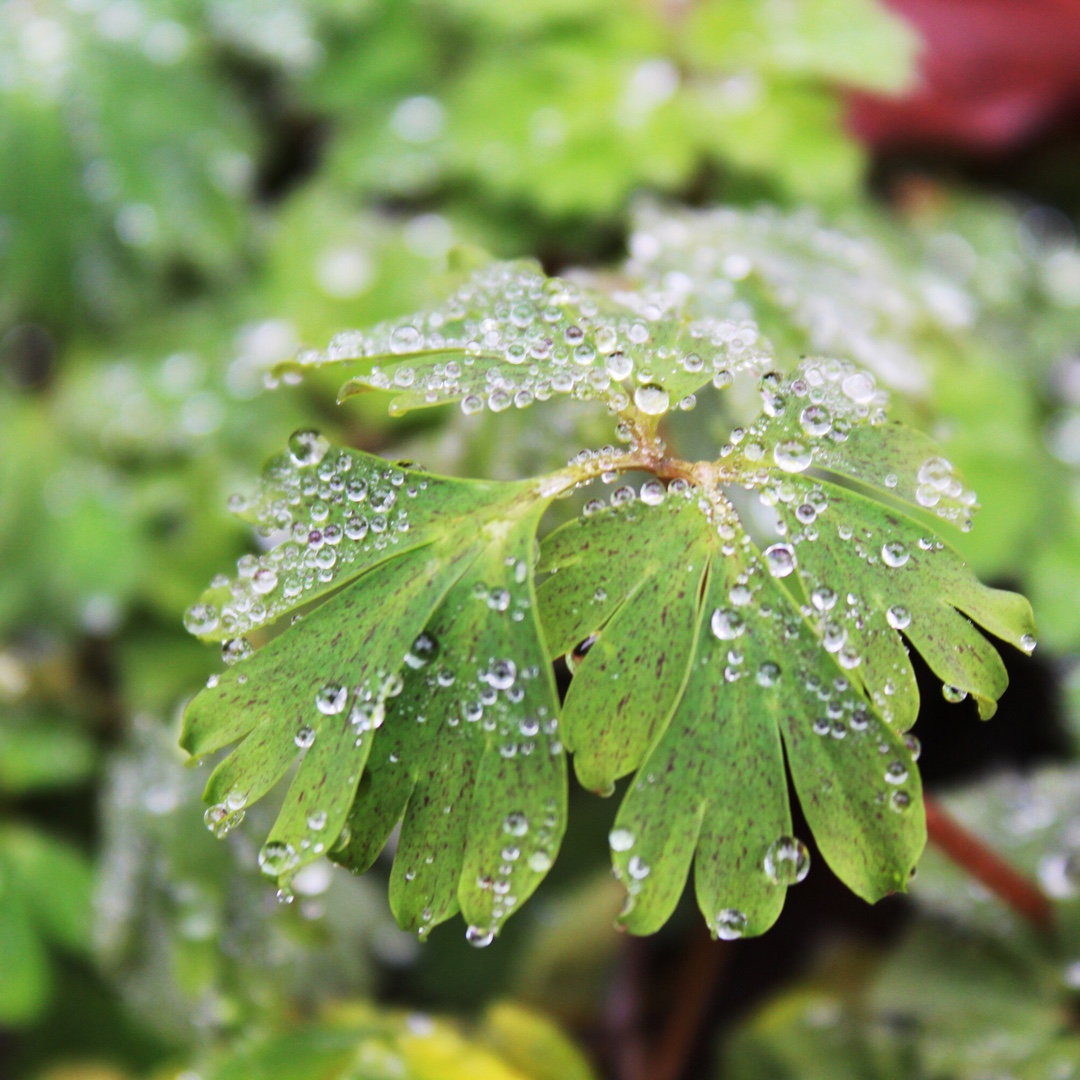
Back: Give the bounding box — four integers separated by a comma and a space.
4, 1, 1080, 1078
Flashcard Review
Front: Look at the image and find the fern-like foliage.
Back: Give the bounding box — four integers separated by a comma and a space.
183, 259, 1035, 945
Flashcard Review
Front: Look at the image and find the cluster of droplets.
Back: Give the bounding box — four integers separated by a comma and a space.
184, 431, 424, 641
626, 203, 931, 395
362, 575, 563, 947
608, 826, 653, 910
721, 359, 889, 483
708, 573, 918, 813
461, 797, 562, 949
292, 260, 771, 421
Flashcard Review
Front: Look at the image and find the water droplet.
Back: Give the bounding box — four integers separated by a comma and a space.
251, 567, 278, 594
634, 383, 670, 415
886, 605, 911, 630
609, 828, 635, 852
715, 908, 747, 941
639, 479, 665, 506
764, 543, 796, 578
627, 855, 651, 880
841, 371, 875, 404
503, 811, 529, 837
184, 603, 219, 635
773, 440, 812, 473
1021, 633, 1037, 654
605, 351, 633, 380
881, 541, 909, 568
461, 394, 484, 415
799, 404, 832, 437
884, 761, 909, 785
404, 631, 439, 669
288, 429, 329, 467
221, 637, 253, 665
484, 659, 517, 690
756, 661, 781, 688
711, 608, 746, 640
294, 725, 316, 749
763, 836, 810, 886
466, 925, 494, 948
942, 684, 968, 704
528, 851, 553, 872
258, 840, 299, 877
315, 682, 348, 715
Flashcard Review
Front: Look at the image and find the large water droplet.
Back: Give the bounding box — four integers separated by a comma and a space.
634, 383, 670, 416
773, 440, 812, 473
764, 543, 796, 578
886, 605, 911, 630
763, 836, 810, 886
466, 925, 494, 948
715, 908, 747, 941
881, 541, 909, 568
711, 608, 746, 640
315, 682, 348, 715
258, 840, 298, 877
404, 631, 439, 669
184, 603, 219, 635
609, 827, 635, 852
221, 637, 253, 665
288, 429, 330, 467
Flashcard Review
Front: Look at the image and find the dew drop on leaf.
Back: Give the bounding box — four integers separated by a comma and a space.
466, 925, 494, 948
764, 543, 796, 578
503, 811, 529, 837
639, 479, 665, 505
315, 682, 348, 715
287, 429, 330, 467
773, 439, 813, 473
763, 836, 811, 886
710, 608, 746, 640
184, 603, 219, 635
886, 605, 911, 630
942, 684, 968, 704
881, 541, 910, 568
221, 637, 253, 665
634, 383, 670, 415
609, 828, 635, 852
884, 761, 909, 785
404, 631, 439, 669
258, 840, 299, 877
715, 908, 748, 941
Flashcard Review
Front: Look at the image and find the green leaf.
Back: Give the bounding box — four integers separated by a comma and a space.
538, 358, 1031, 937
0, 714, 96, 793
0, 824, 92, 1025
3, 824, 93, 952
0, 874, 50, 1025
277, 259, 774, 418
182, 439, 565, 942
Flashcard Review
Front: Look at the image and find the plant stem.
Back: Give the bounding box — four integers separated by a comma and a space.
647, 924, 728, 1080
924, 794, 1054, 932
605, 934, 648, 1080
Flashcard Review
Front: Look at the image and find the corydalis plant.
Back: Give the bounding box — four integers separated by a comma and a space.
182, 259, 1035, 946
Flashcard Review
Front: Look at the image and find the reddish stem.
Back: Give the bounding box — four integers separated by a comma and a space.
924, 794, 1054, 932
647, 923, 728, 1080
